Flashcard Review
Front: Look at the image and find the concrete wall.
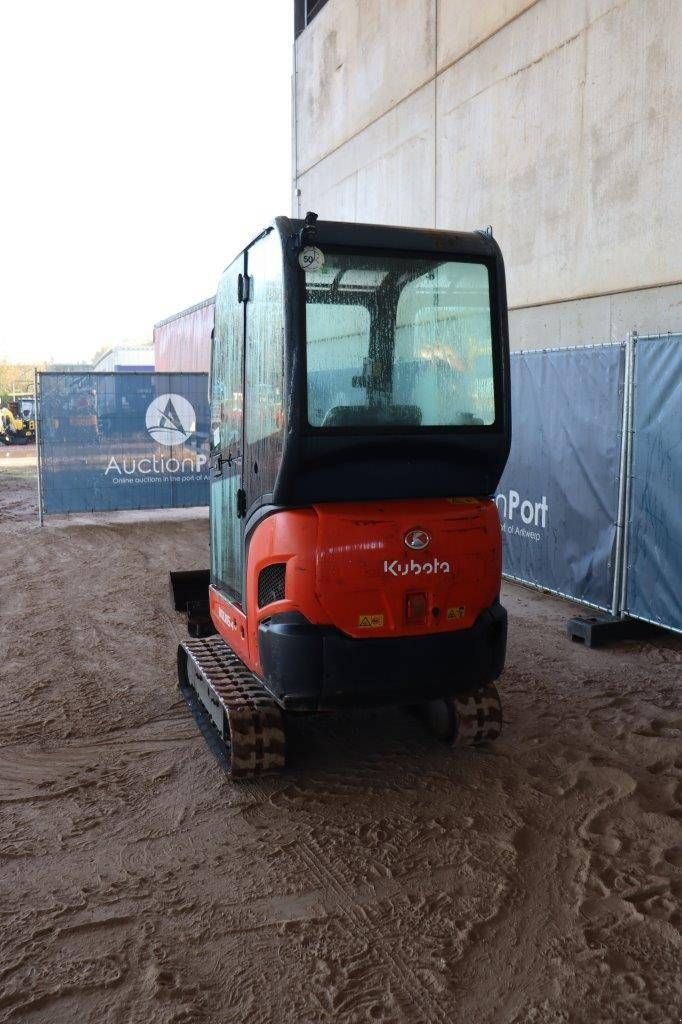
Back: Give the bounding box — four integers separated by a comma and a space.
293, 0, 682, 346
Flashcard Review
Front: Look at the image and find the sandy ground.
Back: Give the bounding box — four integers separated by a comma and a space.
0, 445, 37, 471
1, 462, 680, 1024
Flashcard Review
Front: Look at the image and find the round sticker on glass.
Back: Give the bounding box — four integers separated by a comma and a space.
299, 246, 325, 272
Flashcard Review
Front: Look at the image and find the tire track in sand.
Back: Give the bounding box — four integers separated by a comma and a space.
236, 774, 453, 1024
452, 762, 639, 1022
295, 834, 452, 1024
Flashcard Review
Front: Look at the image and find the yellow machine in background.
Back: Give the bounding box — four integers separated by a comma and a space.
0, 393, 36, 444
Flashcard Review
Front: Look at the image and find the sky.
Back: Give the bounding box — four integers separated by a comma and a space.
0, 0, 293, 365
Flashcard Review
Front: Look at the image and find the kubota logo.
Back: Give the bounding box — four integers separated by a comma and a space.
145, 393, 196, 446
384, 558, 450, 577
404, 528, 430, 551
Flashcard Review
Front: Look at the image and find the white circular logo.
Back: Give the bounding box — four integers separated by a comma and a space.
145, 393, 196, 446
404, 528, 431, 551
298, 246, 325, 272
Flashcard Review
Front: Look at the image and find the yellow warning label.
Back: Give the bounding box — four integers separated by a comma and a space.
358, 614, 384, 629
446, 606, 466, 620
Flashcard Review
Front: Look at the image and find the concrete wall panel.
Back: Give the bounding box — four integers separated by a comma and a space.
436, 0, 682, 308
295, 0, 435, 173
436, 0, 539, 71
510, 283, 682, 350
294, 0, 682, 348
297, 82, 435, 227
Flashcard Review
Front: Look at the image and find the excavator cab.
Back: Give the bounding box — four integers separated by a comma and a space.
175, 215, 511, 777
18, 395, 35, 423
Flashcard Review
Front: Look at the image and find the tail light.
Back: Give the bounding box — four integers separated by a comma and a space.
405, 591, 427, 624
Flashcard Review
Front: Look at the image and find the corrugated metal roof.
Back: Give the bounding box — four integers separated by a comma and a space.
154, 296, 216, 330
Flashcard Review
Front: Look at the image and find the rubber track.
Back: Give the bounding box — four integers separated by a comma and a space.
179, 636, 286, 779
453, 683, 503, 744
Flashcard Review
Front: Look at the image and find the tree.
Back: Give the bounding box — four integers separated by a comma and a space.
0, 361, 45, 399
90, 344, 111, 365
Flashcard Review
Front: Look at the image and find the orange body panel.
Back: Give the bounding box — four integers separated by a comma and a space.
210, 498, 502, 681
208, 588, 249, 664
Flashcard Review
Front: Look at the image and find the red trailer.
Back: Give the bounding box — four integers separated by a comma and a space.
153, 297, 215, 373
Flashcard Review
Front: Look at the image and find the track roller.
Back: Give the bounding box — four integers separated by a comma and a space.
177, 636, 286, 778
420, 683, 502, 745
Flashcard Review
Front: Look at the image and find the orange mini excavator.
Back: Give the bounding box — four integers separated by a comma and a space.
172, 214, 511, 777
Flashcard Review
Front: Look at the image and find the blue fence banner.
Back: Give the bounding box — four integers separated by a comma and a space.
37, 372, 210, 514
624, 335, 682, 633
496, 345, 625, 610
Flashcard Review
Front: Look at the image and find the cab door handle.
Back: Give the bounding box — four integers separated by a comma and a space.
210, 452, 223, 478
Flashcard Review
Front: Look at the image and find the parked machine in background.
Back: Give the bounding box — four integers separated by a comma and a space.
172, 214, 512, 777
0, 393, 36, 444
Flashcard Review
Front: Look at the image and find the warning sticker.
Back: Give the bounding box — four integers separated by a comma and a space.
358, 614, 384, 629
446, 606, 466, 620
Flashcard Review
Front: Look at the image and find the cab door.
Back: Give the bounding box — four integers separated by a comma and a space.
210, 255, 245, 602
242, 229, 285, 518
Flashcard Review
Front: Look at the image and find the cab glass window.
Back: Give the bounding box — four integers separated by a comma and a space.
305, 253, 496, 429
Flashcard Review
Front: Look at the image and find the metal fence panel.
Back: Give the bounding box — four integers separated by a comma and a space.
624, 335, 682, 633
496, 345, 625, 610
37, 372, 210, 514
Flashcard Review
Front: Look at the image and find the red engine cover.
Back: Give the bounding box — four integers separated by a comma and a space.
213, 498, 503, 677
312, 498, 501, 639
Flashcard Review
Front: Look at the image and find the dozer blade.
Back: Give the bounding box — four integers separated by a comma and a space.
177, 636, 286, 779
169, 569, 210, 611
169, 569, 216, 638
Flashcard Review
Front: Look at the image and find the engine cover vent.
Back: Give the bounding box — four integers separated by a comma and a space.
258, 563, 286, 609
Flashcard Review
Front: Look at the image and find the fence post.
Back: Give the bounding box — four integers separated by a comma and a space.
34, 367, 44, 526
610, 335, 632, 616
618, 330, 638, 616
